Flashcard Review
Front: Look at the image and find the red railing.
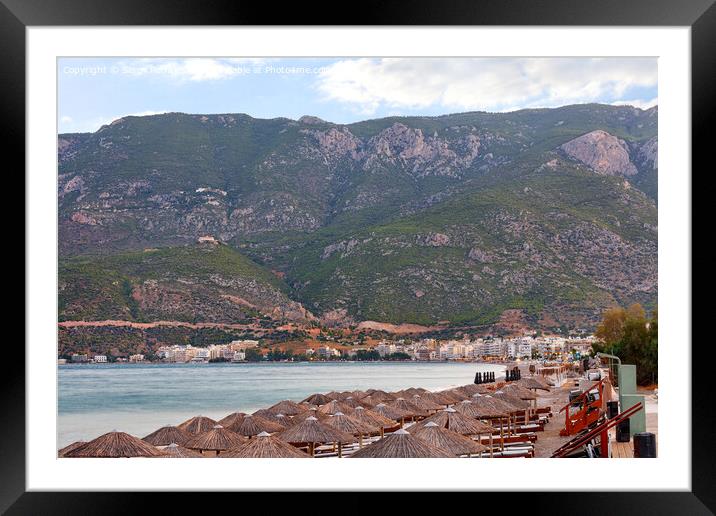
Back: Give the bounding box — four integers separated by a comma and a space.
551, 402, 643, 458
558, 377, 607, 436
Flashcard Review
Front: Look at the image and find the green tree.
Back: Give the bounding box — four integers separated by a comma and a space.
592, 303, 657, 385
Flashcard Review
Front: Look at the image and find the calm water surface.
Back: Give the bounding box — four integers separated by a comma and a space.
58, 361, 506, 447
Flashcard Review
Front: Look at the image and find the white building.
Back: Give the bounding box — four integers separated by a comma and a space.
93, 355, 107, 363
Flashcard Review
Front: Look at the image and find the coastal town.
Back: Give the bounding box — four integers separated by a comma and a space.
59, 334, 597, 365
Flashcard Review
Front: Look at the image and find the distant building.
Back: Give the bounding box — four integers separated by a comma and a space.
129, 354, 145, 363
231, 351, 246, 362
230, 340, 259, 351
93, 355, 107, 363
71, 354, 88, 363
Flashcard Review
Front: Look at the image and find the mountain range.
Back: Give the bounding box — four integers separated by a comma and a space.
58, 104, 657, 332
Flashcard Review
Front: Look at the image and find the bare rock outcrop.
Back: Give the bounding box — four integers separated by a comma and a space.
560, 130, 637, 176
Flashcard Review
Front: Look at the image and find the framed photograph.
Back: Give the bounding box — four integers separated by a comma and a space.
9, 0, 710, 511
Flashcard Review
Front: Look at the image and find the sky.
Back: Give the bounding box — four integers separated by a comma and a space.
58, 57, 658, 134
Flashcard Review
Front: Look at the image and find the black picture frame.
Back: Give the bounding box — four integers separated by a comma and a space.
6, 0, 710, 512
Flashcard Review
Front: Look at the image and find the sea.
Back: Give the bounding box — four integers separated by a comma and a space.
58, 361, 506, 447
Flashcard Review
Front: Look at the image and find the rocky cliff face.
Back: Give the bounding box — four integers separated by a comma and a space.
560, 130, 638, 176
58, 105, 657, 329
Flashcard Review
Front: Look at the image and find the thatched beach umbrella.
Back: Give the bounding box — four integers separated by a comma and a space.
302, 393, 332, 406
341, 396, 362, 409
410, 394, 444, 413
277, 416, 354, 457
292, 407, 329, 422
64, 431, 164, 458
372, 403, 411, 426
365, 390, 396, 402
58, 441, 86, 457
178, 416, 218, 435
412, 407, 493, 436
184, 425, 245, 455
142, 425, 191, 447
266, 400, 307, 416
433, 390, 463, 404
518, 377, 551, 391
351, 406, 398, 437
218, 411, 248, 428
323, 412, 378, 448
220, 432, 311, 458
501, 383, 538, 400
502, 383, 539, 422
413, 422, 490, 457
252, 409, 292, 428
493, 391, 530, 410
350, 428, 450, 458
317, 399, 354, 416
158, 442, 204, 458
420, 391, 455, 407
232, 414, 285, 437
355, 395, 379, 408
446, 386, 472, 400
481, 394, 522, 440
465, 395, 509, 419
387, 398, 428, 421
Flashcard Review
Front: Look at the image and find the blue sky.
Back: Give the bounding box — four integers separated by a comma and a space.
58, 57, 658, 134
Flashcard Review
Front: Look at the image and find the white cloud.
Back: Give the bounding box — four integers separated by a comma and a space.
611, 97, 659, 110
316, 58, 657, 114
60, 110, 170, 134
116, 58, 267, 82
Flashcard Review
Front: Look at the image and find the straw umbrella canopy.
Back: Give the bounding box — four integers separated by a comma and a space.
220, 432, 311, 458
420, 391, 455, 406
365, 390, 396, 402
355, 395, 380, 408
58, 441, 86, 457
324, 391, 342, 400
252, 409, 292, 428
501, 383, 538, 400
518, 377, 551, 391
459, 384, 484, 396
292, 407, 329, 422
387, 397, 428, 420
232, 414, 285, 437
218, 411, 248, 428
434, 390, 463, 404
265, 400, 307, 416
158, 443, 204, 458
413, 422, 490, 457
466, 395, 509, 418
323, 412, 378, 448
178, 416, 218, 435
453, 400, 488, 419
341, 396, 362, 409
411, 407, 493, 436
446, 386, 472, 400
351, 406, 398, 437
142, 425, 192, 447
493, 391, 531, 410
372, 403, 411, 425
410, 394, 444, 413
64, 431, 165, 458
402, 387, 426, 397
277, 416, 354, 457
302, 393, 332, 406
317, 399, 355, 416
350, 428, 450, 458
480, 394, 518, 414
184, 425, 245, 455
